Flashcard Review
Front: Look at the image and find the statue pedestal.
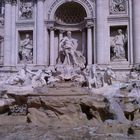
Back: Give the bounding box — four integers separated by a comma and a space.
111, 58, 127, 62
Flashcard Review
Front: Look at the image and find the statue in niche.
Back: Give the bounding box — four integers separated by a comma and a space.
19, 1, 33, 19
56, 31, 86, 68
19, 34, 33, 63
111, 29, 127, 61
0, 1, 4, 17
0, 1, 4, 26
110, 0, 126, 14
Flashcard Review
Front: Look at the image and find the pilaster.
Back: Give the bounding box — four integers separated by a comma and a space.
4, 0, 12, 66
96, 0, 109, 64
36, 0, 45, 65
133, 0, 140, 64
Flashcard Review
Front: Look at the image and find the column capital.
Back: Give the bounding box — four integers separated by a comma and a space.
85, 17, 94, 28
49, 27, 55, 31
59, 30, 64, 34
47, 20, 55, 30
86, 23, 94, 29
12, 0, 17, 5
47, 27, 55, 30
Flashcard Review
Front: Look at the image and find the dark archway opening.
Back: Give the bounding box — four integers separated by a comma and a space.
55, 2, 87, 24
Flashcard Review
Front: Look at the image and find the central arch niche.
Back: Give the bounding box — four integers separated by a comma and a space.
48, 1, 94, 66
55, 2, 87, 24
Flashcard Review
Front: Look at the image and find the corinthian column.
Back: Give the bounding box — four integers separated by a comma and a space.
133, 0, 140, 64
87, 27, 92, 65
82, 29, 86, 55
4, 0, 12, 66
36, 0, 44, 65
50, 28, 55, 66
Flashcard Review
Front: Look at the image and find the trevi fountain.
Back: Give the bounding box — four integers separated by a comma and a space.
0, 0, 140, 140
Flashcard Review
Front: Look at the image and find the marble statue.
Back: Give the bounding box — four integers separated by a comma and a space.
73, 73, 86, 87
83, 65, 116, 89
104, 66, 116, 85
26, 69, 46, 88
56, 65, 75, 80
57, 31, 86, 68
128, 65, 140, 80
44, 66, 60, 85
19, 34, 33, 63
6, 65, 27, 86
88, 64, 98, 89
19, 2, 33, 19
84, 65, 104, 89
111, 29, 127, 60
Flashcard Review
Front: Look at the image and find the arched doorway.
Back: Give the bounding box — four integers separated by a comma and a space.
47, 1, 94, 66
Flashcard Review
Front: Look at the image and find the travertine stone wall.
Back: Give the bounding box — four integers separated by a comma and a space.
0, 0, 138, 70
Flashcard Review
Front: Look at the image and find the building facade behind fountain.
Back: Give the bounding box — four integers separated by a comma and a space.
0, 0, 139, 71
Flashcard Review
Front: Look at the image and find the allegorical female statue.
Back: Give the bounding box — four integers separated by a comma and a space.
19, 34, 33, 63
111, 29, 127, 60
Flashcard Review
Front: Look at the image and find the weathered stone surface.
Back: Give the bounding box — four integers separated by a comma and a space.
27, 97, 42, 108
123, 102, 137, 113
97, 124, 131, 135
0, 115, 27, 125
1, 81, 140, 139
33, 86, 48, 94
27, 108, 50, 126
133, 110, 140, 121
81, 97, 107, 109
0, 98, 15, 113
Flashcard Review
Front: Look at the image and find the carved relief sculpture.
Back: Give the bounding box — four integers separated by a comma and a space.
110, 0, 127, 14
19, 33, 33, 64
19, 0, 33, 19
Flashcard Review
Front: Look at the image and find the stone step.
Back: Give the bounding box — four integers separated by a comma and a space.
55, 81, 77, 88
